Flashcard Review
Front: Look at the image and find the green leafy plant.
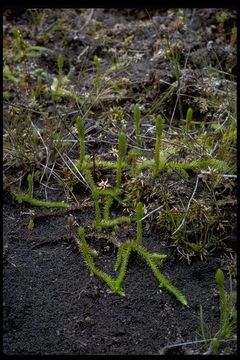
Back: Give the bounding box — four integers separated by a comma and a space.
77, 201, 188, 306
132, 242, 187, 306
3, 65, 20, 83
134, 104, 141, 146
12, 27, 50, 61
57, 54, 63, 90
116, 131, 127, 188
215, 269, 237, 341
77, 226, 126, 296
15, 174, 69, 208
153, 114, 164, 176
185, 107, 193, 132
136, 202, 144, 244
76, 116, 86, 169
92, 188, 101, 226
93, 55, 100, 87
198, 269, 237, 354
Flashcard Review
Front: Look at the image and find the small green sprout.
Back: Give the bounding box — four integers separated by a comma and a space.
103, 196, 113, 221
185, 107, 193, 132
134, 104, 141, 146
27, 173, 33, 198
57, 54, 63, 89
116, 131, 127, 188
76, 116, 86, 168
198, 269, 237, 354
92, 188, 101, 226
77, 225, 187, 304
93, 55, 100, 86
136, 202, 144, 244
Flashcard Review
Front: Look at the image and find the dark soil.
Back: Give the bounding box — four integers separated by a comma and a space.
3, 8, 237, 355
3, 192, 236, 355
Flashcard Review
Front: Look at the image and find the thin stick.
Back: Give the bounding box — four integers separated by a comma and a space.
30, 121, 50, 183
172, 174, 200, 235
200, 171, 237, 179
55, 148, 88, 188
159, 337, 236, 351
140, 204, 164, 221
79, 9, 94, 32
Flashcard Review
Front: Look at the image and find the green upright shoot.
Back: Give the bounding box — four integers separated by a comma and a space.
57, 54, 63, 90
136, 202, 144, 244
153, 114, 164, 176
94, 55, 100, 87
76, 116, 86, 169
116, 131, 127, 188
92, 188, 101, 226
134, 104, 141, 146
103, 196, 113, 220
27, 173, 33, 198
185, 107, 193, 132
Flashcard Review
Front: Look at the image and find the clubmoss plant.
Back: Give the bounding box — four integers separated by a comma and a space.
57, 54, 63, 90
3, 65, 20, 84
134, 104, 141, 146
78, 224, 187, 305
12, 27, 50, 61
93, 55, 100, 87
15, 174, 69, 208
97, 216, 133, 229
77, 226, 125, 296
113, 243, 132, 292
126, 148, 140, 177
136, 202, 144, 244
116, 131, 127, 188
103, 196, 113, 221
167, 158, 229, 173
34, 76, 42, 99
76, 116, 86, 169
77, 200, 187, 305
198, 268, 237, 354
215, 269, 237, 341
153, 114, 164, 176
27, 173, 33, 198
92, 188, 101, 226
132, 242, 187, 306
12, 27, 27, 60
16, 195, 69, 208
185, 107, 193, 132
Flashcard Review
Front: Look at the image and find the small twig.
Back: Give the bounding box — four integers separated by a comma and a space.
140, 204, 164, 221
39, 163, 64, 184
55, 148, 88, 188
31, 121, 50, 183
172, 174, 200, 235
4, 100, 46, 115
159, 337, 236, 352
43, 161, 56, 200
200, 171, 237, 179
79, 9, 94, 32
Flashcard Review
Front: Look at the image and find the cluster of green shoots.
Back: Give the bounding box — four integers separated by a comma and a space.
50, 54, 81, 103
12, 26, 50, 62
75, 114, 188, 305
72, 106, 232, 303
13, 104, 230, 305
76, 108, 228, 181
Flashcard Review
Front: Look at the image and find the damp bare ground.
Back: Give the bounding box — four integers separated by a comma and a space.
3, 8, 237, 355
3, 192, 237, 355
